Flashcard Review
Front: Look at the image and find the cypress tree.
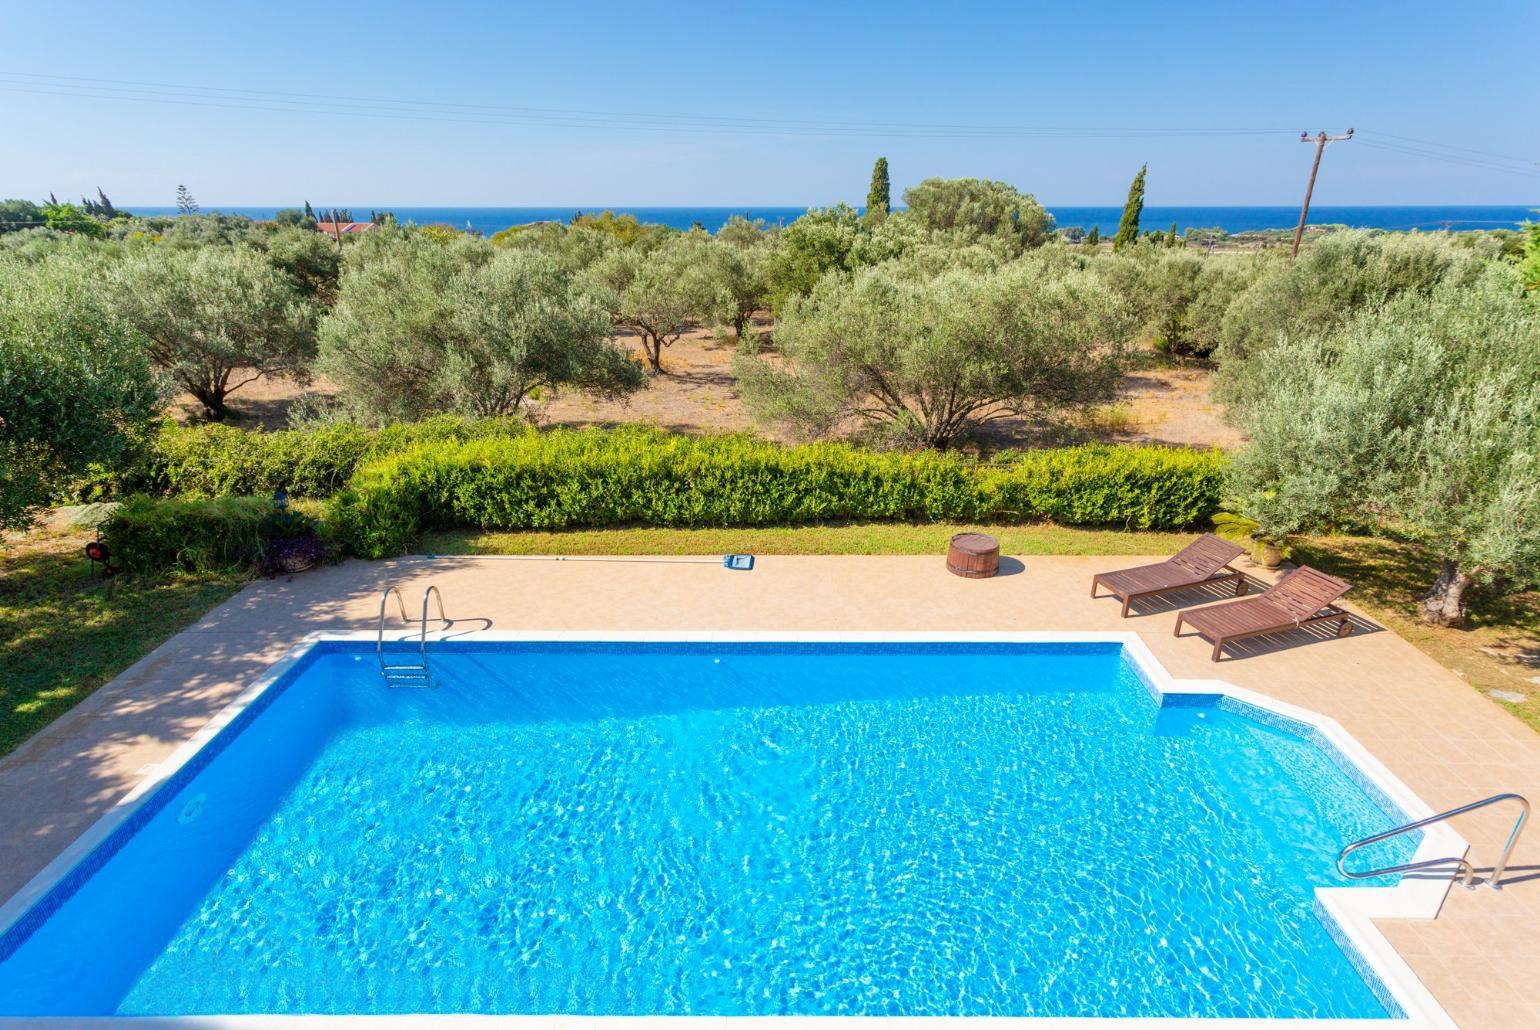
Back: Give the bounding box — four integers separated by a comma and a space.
866, 157, 890, 218
1167, 221, 1179, 247
1113, 164, 1146, 251
1085, 224, 1100, 247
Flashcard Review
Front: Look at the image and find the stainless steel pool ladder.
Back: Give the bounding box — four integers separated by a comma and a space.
1337, 792, 1529, 890
376, 583, 449, 687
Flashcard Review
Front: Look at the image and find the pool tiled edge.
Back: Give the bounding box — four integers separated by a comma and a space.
0, 629, 1462, 1029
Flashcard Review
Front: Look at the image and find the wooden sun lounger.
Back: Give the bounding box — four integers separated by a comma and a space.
1090, 534, 1248, 617
1174, 565, 1353, 662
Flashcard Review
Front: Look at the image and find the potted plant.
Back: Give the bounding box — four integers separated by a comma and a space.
1249, 533, 1287, 570
256, 490, 330, 576
1212, 493, 1294, 570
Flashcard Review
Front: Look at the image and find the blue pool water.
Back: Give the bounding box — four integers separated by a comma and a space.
0, 641, 1415, 1018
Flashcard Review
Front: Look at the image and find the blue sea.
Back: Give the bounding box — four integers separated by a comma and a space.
0, 640, 1413, 1018
128, 203, 1536, 236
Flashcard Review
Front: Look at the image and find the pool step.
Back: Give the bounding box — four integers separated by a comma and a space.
376, 583, 449, 688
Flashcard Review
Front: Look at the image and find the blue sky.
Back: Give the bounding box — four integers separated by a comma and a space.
3, 1, 1536, 207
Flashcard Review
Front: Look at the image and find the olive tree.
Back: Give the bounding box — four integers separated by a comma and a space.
0, 259, 163, 530
318, 235, 483, 421
1519, 220, 1540, 291
901, 178, 1054, 253
320, 237, 641, 420
736, 257, 1132, 448
1094, 248, 1266, 360
702, 236, 768, 338
1226, 265, 1540, 626
589, 237, 731, 372
716, 214, 768, 249
257, 226, 342, 303
761, 205, 862, 312
1216, 231, 1481, 402
104, 245, 317, 419
448, 250, 643, 414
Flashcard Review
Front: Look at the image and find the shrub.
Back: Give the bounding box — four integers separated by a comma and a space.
325, 427, 1225, 558
978, 445, 1225, 530
101, 495, 329, 575
137, 415, 533, 498
103, 495, 262, 574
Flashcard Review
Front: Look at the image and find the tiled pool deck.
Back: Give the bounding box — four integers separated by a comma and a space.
3, 555, 1536, 1027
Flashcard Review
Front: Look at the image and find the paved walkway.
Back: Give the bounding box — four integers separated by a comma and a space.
3, 555, 1537, 1027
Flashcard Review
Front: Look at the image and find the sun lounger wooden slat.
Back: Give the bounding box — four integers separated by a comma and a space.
1090, 534, 1248, 617
1174, 565, 1353, 662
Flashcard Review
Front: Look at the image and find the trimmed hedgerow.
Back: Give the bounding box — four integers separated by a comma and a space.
101, 495, 329, 575
326, 427, 1225, 558
131, 415, 533, 499
977, 444, 1225, 529
101, 495, 272, 574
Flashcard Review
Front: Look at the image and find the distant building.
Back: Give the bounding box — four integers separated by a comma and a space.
315, 221, 378, 237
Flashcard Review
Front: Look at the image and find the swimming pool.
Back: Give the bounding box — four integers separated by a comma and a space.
0, 634, 1456, 1022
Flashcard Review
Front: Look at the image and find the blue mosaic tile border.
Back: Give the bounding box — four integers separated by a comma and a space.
1139, 663, 1414, 832
371, 639, 1126, 659
1155, 691, 1222, 709
0, 643, 326, 965
1313, 895, 1407, 1019
1153, 675, 1421, 1021
1211, 695, 1415, 827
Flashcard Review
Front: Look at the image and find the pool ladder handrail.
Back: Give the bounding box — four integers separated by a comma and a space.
376, 584, 449, 687
1337, 792, 1529, 890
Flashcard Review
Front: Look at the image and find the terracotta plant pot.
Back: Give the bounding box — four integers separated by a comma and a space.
278, 553, 316, 574
1251, 537, 1285, 570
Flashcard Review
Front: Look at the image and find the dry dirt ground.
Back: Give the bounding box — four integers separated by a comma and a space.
173, 321, 1244, 452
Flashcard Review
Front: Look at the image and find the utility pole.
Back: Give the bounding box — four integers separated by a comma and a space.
1291, 128, 1353, 260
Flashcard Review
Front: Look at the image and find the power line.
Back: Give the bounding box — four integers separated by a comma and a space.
0, 72, 1293, 140
0, 83, 1296, 140
1356, 139, 1540, 178
1357, 136, 1538, 171
5, 68, 1536, 184
0, 71, 1293, 135
1357, 130, 1537, 167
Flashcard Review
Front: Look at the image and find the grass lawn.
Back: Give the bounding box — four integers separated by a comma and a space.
1291, 535, 1540, 733
0, 520, 244, 758
4, 520, 1536, 760
420, 522, 1201, 557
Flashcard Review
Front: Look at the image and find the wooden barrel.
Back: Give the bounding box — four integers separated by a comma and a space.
947, 532, 1000, 579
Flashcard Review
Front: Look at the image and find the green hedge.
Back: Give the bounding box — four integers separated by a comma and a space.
976, 445, 1226, 529
133, 415, 532, 499
326, 428, 1225, 558
101, 496, 274, 574
100, 495, 328, 575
